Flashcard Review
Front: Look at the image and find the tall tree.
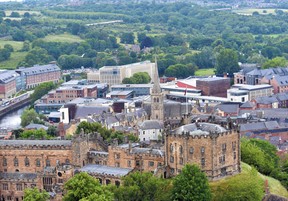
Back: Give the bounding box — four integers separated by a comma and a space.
215, 48, 240, 76
23, 187, 49, 201
63, 172, 114, 201
172, 164, 212, 201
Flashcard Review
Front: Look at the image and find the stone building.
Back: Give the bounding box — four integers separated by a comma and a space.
165, 122, 241, 180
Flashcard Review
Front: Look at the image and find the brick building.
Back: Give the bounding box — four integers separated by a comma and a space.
196, 77, 230, 97
0, 71, 19, 99
166, 123, 241, 180
15, 64, 61, 90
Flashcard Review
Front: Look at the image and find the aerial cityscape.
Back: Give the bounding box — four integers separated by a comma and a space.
0, 0, 288, 200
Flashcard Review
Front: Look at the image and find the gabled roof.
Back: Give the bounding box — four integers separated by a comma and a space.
75, 106, 110, 119
16, 64, 60, 75
240, 101, 255, 108
139, 120, 164, 130
273, 75, 288, 86
80, 164, 133, 177
25, 123, 49, 130
240, 121, 280, 132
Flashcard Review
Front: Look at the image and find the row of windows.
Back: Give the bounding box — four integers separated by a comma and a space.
2, 183, 36, 191
2, 157, 70, 167
116, 160, 162, 168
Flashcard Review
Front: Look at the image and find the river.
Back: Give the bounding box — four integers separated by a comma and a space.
0, 106, 27, 129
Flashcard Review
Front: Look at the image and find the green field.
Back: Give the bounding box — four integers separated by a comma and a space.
0, 41, 24, 51
0, 52, 27, 69
43, 33, 84, 43
195, 68, 215, 76
210, 162, 288, 198
233, 8, 288, 15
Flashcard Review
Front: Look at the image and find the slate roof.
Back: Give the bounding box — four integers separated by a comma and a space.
139, 120, 164, 130
216, 104, 239, 114
254, 96, 278, 104
25, 123, 49, 130
75, 106, 110, 119
131, 147, 164, 157
240, 101, 255, 108
172, 123, 227, 136
275, 93, 288, 101
0, 140, 72, 146
273, 75, 288, 86
0, 172, 37, 180
0, 70, 18, 84
16, 64, 60, 75
80, 164, 133, 177
240, 121, 280, 132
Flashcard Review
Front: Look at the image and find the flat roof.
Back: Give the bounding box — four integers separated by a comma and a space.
108, 90, 134, 96
111, 84, 153, 88
80, 164, 133, 177
233, 84, 273, 91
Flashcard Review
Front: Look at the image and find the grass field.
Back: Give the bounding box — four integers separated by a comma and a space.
210, 162, 288, 198
233, 8, 288, 15
0, 52, 27, 69
0, 41, 24, 51
195, 68, 215, 76
43, 33, 84, 43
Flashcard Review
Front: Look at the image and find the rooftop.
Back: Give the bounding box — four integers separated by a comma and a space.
80, 164, 133, 177
172, 123, 227, 136
0, 140, 72, 147
16, 64, 60, 75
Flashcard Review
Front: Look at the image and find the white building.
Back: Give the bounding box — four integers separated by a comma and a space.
138, 120, 164, 142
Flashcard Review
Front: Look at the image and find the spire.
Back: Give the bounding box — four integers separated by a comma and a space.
152, 56, 161, 94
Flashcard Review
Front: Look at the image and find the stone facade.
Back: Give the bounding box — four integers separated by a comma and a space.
166, 123, 241, 180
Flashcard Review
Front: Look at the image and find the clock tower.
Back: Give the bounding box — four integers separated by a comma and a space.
150, 58, 164, 121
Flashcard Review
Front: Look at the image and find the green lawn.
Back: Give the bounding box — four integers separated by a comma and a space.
0, 52, 28, 69
195, 68, 215, 76
43, 33, 84, 43
0, 41, 24, 51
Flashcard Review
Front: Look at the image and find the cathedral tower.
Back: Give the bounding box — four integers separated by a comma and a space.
150, 57, 164, 121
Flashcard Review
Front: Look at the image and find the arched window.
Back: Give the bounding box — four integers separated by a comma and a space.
14, 157, 18, 167
179, 145, 183, 154
170, 144, 174, 152
46, 159, 50, 167
157, 98, 159, 102
154, 98, 157, 102
3, 157, 7, 166
65, 159, 70, 164
36, 159, 41, 167
25, 157, 30, 167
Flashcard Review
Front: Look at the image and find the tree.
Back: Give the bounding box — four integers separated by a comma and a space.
63, 172, 114, 201
10, 11, 20, 18
113, 172, 172, 201
20, 129, 49, 140
23, 187, 49, 201
172, 164, 212, 201
165, 64, 197, 78
24, 47, 53, 67
120, 33, 135, 44
30, 81, 56, 103
47, 126, 57, 137
262, 57, 287, 69
215, 48, 239, 76
122, 72, 151, 84
20, 108, 43, 127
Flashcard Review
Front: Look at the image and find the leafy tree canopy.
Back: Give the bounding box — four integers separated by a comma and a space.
262, 57, 288, 69
122, 72, 151, 84
215, 48, 239, 76
172, 164, 212, 201
165, 63, 197, 78
23, 187, 49, 201
63, 172, 114, 201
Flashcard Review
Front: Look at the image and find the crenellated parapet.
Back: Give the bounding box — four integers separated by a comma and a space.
0, 140, 72, 150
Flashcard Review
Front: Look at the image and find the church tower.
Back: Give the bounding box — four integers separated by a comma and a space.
150, 57, 164, 121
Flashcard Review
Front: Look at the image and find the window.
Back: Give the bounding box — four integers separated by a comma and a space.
2, 183, 8, 190
234, 151, 237, 160
189, 147, 194, 154
106, 179, 111, 185
136, 160, 140, 166
114, 153, 120, 159
179, 145, 183, 154
143, 131, 145, 135
3, 157, 7, 166
179, 157, 183, 165
170, 168, 175, 174
127, 160, 131, 167
16, 184, 22, 191
149, 161, 154, 167
46, 159, 50, 167
65, 159, 70, 164
115, 181, 120, 187
201, 158, 205, 166
222, 143, 227, 152
14, 157, 18, 167
36, 159, 41, 167
170, 144, 174, 152
232, 142, 236, 151
7, 196, 11, 200
58, 179, 63, 183
219, 155, 226, 164
158, 162, 162, 167
170, 156, 174, 163
201, 147, 205, 154
25, 157, 30, 167
115, 162, 120, 167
